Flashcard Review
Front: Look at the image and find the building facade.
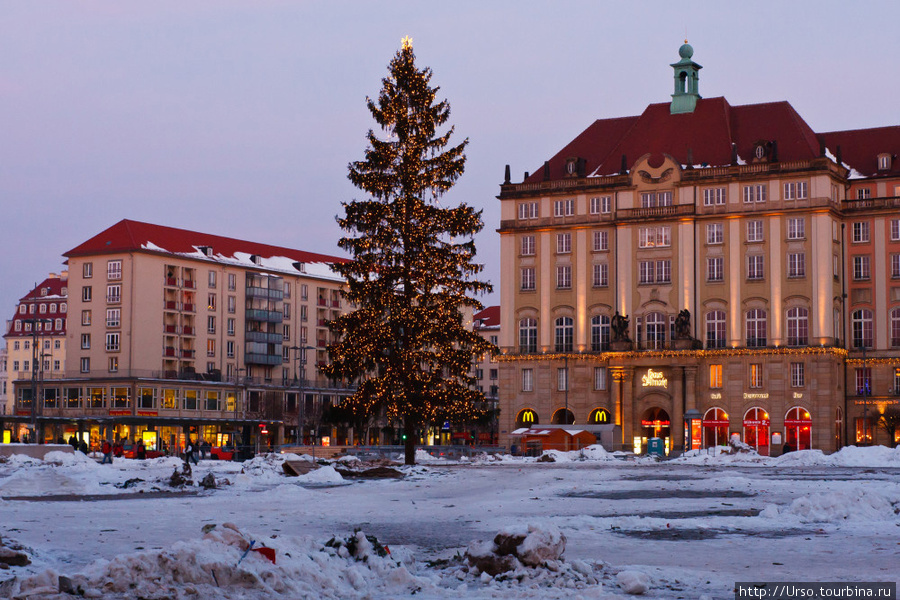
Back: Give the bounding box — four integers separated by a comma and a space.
472, 306, 500, 444
2, 220, 353, 452
3, 273, 68, 439
498, 44, 900, 454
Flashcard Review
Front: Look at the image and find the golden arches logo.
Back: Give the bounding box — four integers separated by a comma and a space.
520, 410, 536, 423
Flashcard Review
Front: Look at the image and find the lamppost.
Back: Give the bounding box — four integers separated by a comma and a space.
233, 367, 245, 453
25, 318, 51, 443
290, 345, 315, 446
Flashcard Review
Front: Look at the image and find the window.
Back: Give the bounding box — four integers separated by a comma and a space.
556, 233, 571, 254
18, 305, 26, 315
784, 181, 808, 200
300, 305, 308, 321
39, 303, 47, 314
82, 310, 92, 326
786, 307, 809, 346
227, 273, 237, 291
707, 257, 724, 282
82, 286, 92, 302
594, 367, 608, 390
207, 339, 216, 357
300, 283, 308, 300
227, 318, 235, 336
591, 315, 610, 351
226, 341, 235, 359
107, 260, 122, 281
645, 312, 666, 349
55, 318, 62, 330
743, 184, 767, 203
106, 332, 120, 352
12, 361, 18, 371
852, 309, 873, 348
29, 304, 35, 314
788, 253, 806, 278
556, 265, 571, 289
522, 368, 534, 392
518, 202, 538, 219
227, 296, 236, 313
557, 368, 569, 391
891, 219, 900, 242
83, 262, 93, 278
656, 260, 671, 283
747, 220, 764, 242
183, 390, 198, 411
521, 267, 535, 291
788, 218, 805, 239
283, 324, 290, 341
706, 310, 726, 348
747, 255, 764, 280
639, 261, 655, 284
207, 316, 216, 334
60, 303, 66, 313
750, 364, 763, 388
14, 320, 21, 331
106, 309, 120, 328
640, 191, 673, 207
706, 223, 723, 244
521, 235, 535, 256
834, 255, 841, 280
53, 360, 60, 371
207, 293, 217, 310
856, 188, 871, 199
853, 255, 870, 280
106, 284, 121, 304
592, 263, 609, 287
593, 230, 608, 252
891, 309, 900, 348
208, 270, 217, 288
554, 199, 574, 217
878, 155, 892, 171
852, 222, 870, 243
80, 357, 90, 373
856, 368, 871, 396
791, 363, 805, 387
590, 196, 611, 214
746, 309, 767, 347
81, 334, 91, 349
638, 226, 671, 248
283, 303, 291, 319
108, 357, 119, 373
554, 317, 573, 352
709, 364, 723, 389
703, 187, 726, 206
519, 318, 537, 353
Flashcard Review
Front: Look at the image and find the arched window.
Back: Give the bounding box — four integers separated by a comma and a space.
702, 407, 729, 448
784, 406, 812, 451
588, 408, 611, 424
890, 309, 900, 348
851, 309, 873, 348
519, 318, 537, 353
742, 407, 770, 456
591, 315, 610, 352
555, 317, 573, 352
705, 310, 726, 348
645, 312, 666, 349
515, 408, 539, 428
746, 309, 767, 348
786, 307, 809, 346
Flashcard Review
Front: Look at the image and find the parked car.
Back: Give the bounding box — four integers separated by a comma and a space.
210, 445, 255, 461
121, 443, 165, 459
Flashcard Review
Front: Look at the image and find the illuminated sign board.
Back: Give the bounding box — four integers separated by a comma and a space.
743, 393, 769, 400
641, 369, 668, 388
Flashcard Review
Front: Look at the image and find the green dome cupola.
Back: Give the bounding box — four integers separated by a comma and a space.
670, 41, 702, 114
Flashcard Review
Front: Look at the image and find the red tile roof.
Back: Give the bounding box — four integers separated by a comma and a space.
474, 305, 500, 329
525, 97, 897, 182
64, 219, 346, 264
5, 276, 68, 338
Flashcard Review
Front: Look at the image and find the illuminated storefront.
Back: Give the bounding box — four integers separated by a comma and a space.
743, 407, 770, 456
784, 407, 812, 451
702, 407, 729, 449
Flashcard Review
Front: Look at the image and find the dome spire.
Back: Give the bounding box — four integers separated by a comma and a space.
670, 41, 702, 114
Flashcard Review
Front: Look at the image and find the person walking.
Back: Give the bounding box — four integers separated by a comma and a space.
184, 439, 198, 466
101, 440, 113, 464
136, 440, 146, 460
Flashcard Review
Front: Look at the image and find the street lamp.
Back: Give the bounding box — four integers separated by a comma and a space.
25, 318, 51, 443
290, 345, 315, 446
233, 367, 246, 455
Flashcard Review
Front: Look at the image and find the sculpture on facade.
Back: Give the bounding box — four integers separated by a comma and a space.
674, 309, 692, 339
611, 311, 631, 342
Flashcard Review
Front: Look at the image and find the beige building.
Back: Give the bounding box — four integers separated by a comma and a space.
497, 44, 900, 454
472, 306, 500, 444
3, 220, 352, 451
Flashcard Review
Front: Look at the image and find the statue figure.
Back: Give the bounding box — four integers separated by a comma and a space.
675, 309, 692, 339
611, 311, 631, 342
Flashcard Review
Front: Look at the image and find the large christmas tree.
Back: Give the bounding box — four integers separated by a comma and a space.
323, 37, 493, 465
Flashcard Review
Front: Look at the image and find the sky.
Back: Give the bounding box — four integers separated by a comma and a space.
1, 1, 899, 321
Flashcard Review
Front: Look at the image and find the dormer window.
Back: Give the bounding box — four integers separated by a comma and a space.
878, 154, 892, 171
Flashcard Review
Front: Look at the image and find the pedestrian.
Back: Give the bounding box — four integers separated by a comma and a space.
68, 435, 78, 450
184, 439, 198, 465
101, 440, 113, 464
136, 440, 146, 460
78, 440, 88, 454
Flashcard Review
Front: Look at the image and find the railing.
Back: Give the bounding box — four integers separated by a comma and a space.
615, 203, 695, 221
842, 195, 900, 212
245, 331, 284, 344
245, 309, 283, 323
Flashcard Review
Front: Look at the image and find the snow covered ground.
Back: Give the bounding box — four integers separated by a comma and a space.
1, 445, 899, 599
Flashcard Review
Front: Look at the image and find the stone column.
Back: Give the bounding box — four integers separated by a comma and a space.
610, 367, 632, 451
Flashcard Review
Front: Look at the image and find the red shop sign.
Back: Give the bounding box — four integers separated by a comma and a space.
109, 410, 130, 416
641, 420, 671, 427
702, 420, 730, 427
784, 419, 811, 427
743, 419, 770, 427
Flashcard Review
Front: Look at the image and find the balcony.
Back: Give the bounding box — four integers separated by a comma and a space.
164, 324, 177, 334
317, 319, 327, 327
245, 352, 283, 366
164, 347, 176, 357
184, 280, 196, 289
165, 277, 177, 287
246, 286, 284, 300
331, 300, 340, 308
246, 330, 284, 344
183, 303, 195, 313
317, 297, 327, 307
182, 326, 195, 336
181, 349, 195, 359
246, 309, 283, 323
165, 301, 178, 311
317, 339, 327, 348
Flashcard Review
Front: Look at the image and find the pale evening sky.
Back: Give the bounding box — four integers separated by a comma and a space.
1, 1, 898, 321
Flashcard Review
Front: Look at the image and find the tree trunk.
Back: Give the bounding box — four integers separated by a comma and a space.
404, 419, 416, 465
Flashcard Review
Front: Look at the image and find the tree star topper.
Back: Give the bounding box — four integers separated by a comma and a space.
401, 35, 413, 50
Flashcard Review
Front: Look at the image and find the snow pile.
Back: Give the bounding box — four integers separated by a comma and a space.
761, 488, 900, 523
233, 454, 291, 486
8, 524, 429, 600
617, 570, 651, 595
297, 465, 344, 484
